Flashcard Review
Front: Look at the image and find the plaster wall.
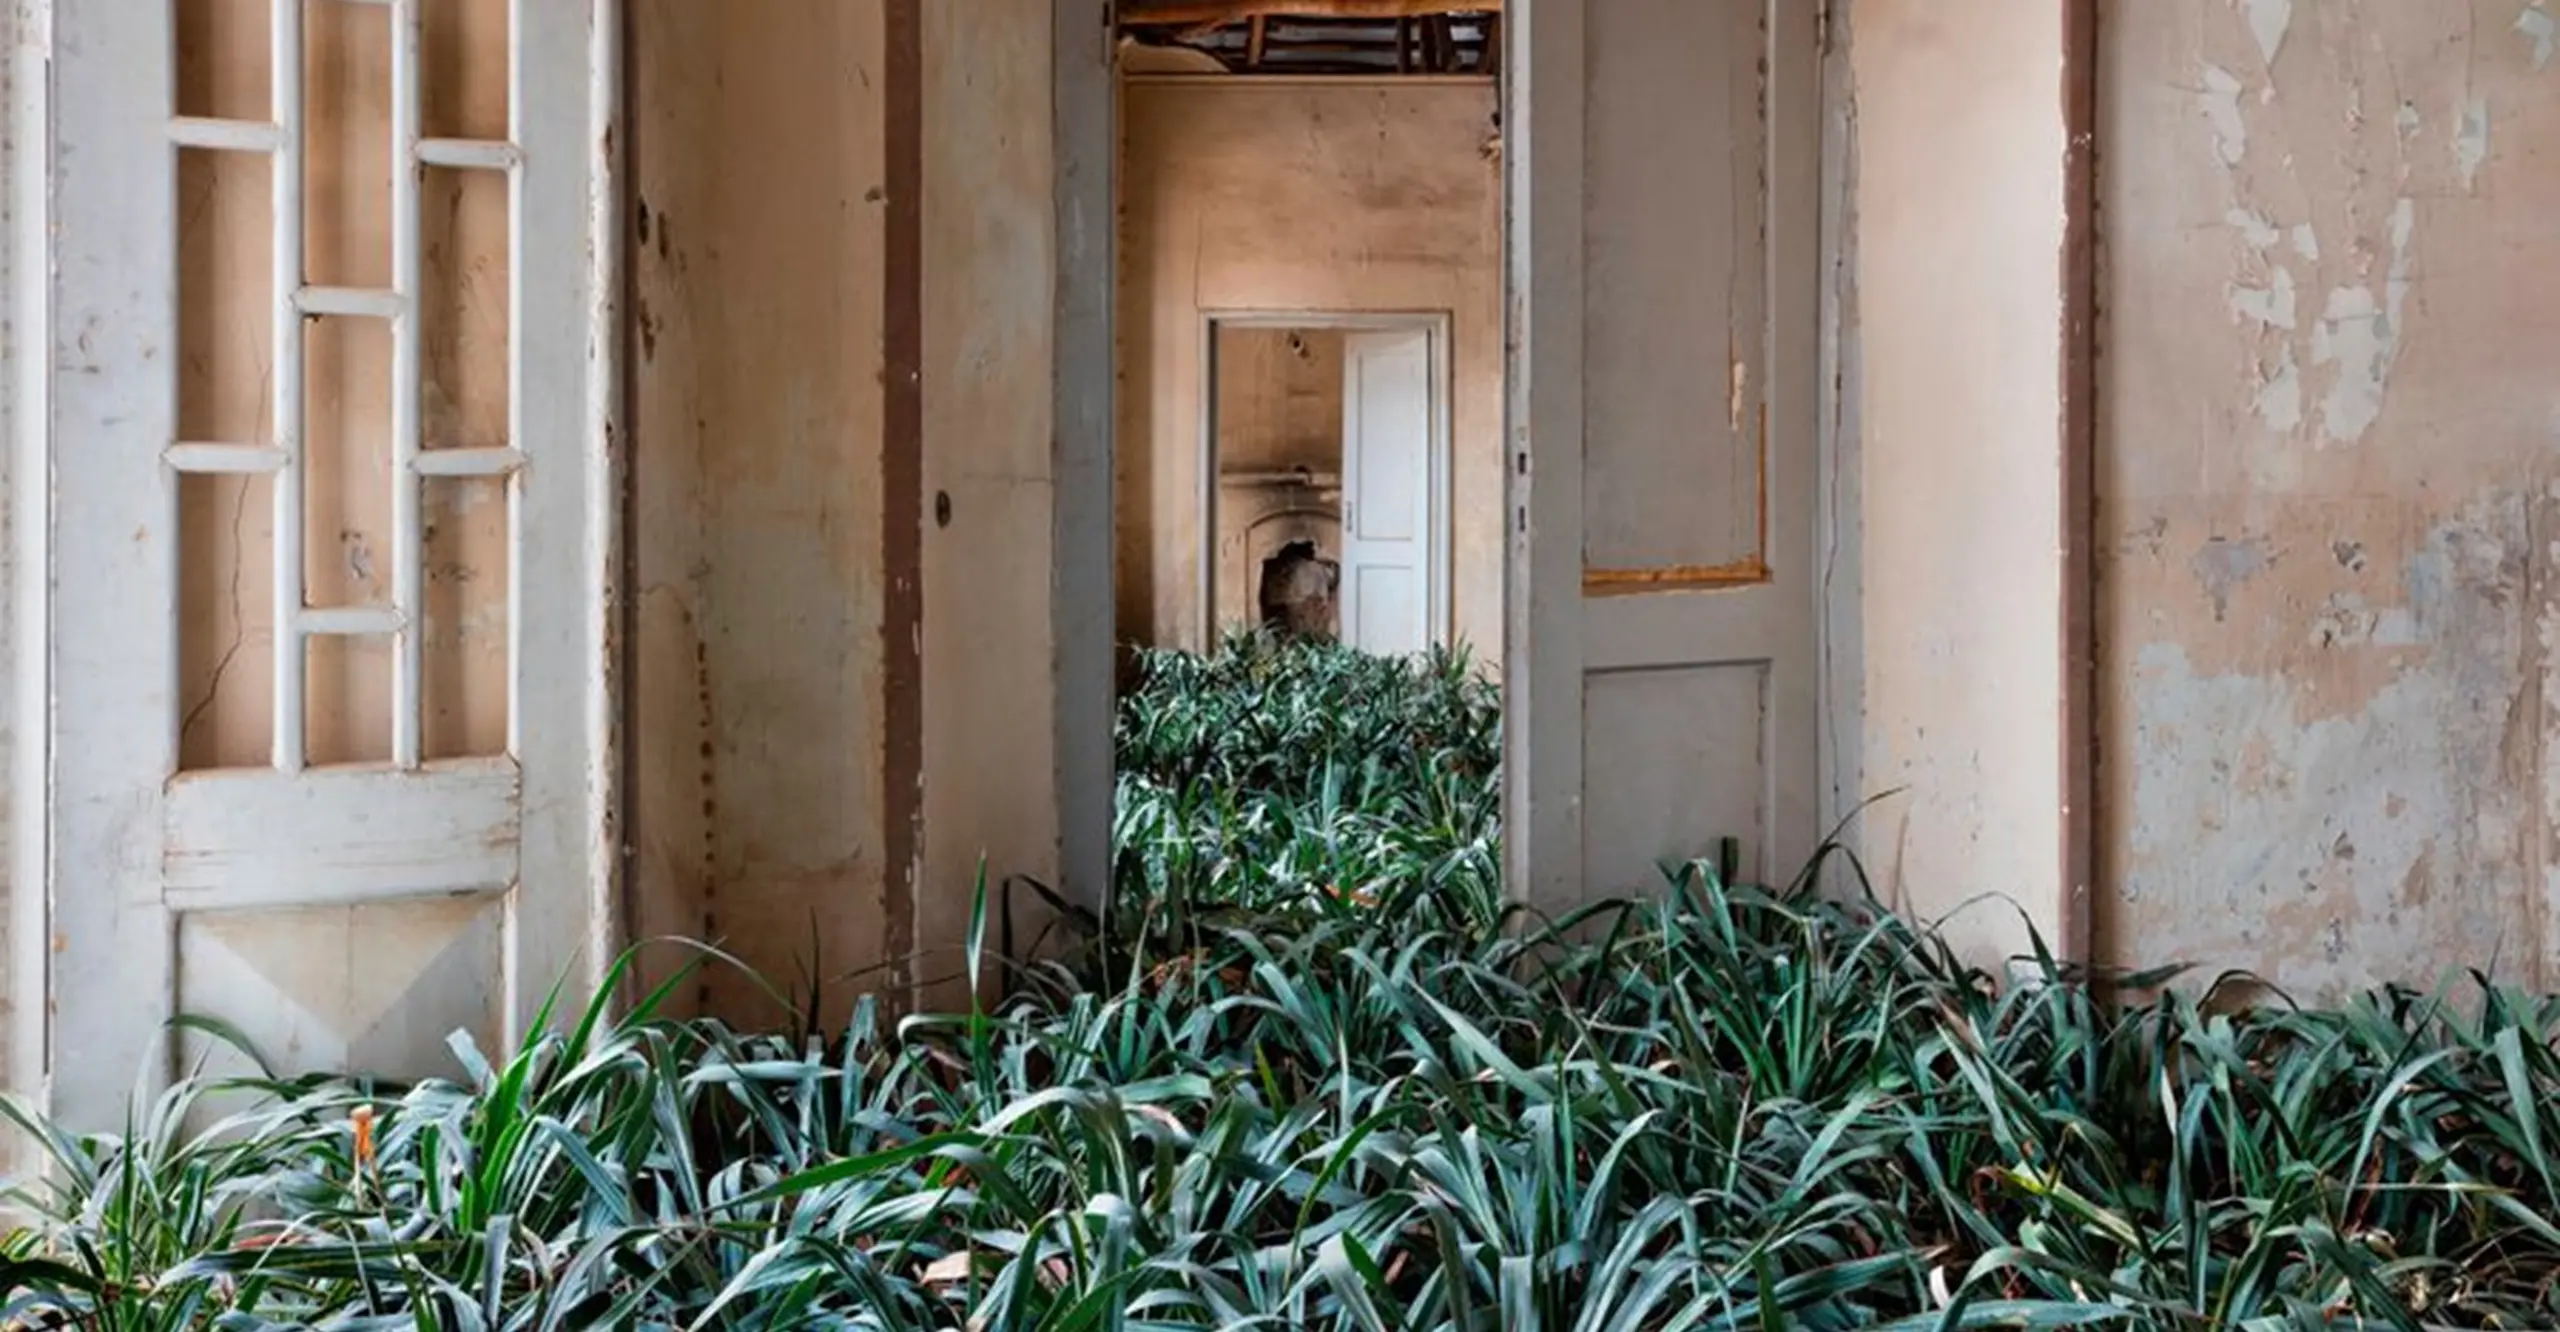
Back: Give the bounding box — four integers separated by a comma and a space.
628, 4, 892, 1022
920, 0, 1061, 1003
1845, 0, 2070, 964
1214, 326, 1347, 637
1117, 78, 1501, 657
2097, 0, 2560, 999
629, 3, 1065, 1019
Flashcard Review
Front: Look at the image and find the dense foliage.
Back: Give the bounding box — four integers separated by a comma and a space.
5, 637, 2560, 1328
1111, 630, 1503, 935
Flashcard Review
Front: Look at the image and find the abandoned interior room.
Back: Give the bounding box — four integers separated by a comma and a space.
3, 0, 2560, 1322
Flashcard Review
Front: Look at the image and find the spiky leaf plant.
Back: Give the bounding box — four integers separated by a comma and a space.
2, 638, 2557, 1328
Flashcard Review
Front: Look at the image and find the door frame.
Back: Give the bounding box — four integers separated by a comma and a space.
1195, 309, 1453, 649
2, 0, 626, 1129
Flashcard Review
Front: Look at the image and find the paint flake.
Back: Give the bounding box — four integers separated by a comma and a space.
2291, 224, 2321, 260
2237, 0, 2293, 65
2200, 64, 2250, 165
2227, 208, 2282, 249
2310, 199, 2416, 444
2521, 3, 2558, 70
2230, 266, 2298, 329
2456, 99, 2491, 190
2256, 344, 2303, 432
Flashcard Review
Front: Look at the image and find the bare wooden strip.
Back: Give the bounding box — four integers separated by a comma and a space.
168, 116, 283, 153
163, 760, 522, 906
412, 446, 526, 478
165, 442, 288, 475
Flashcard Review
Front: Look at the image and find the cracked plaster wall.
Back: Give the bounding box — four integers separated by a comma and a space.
2100, 0, 2560, 998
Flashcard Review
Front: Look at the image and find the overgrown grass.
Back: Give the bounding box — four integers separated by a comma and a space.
4, 637, 2560, 1328
1110, 629, 1503, 938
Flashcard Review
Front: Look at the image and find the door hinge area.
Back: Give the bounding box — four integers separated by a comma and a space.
1816, 0, 1836, 56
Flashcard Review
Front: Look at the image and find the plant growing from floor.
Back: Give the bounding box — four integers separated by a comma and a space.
4, 639, 2560, 1326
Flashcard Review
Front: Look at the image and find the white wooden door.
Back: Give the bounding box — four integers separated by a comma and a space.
1505, 0, 1820, 907
44, 0, 618, 1129
1338, 327, 1437, 656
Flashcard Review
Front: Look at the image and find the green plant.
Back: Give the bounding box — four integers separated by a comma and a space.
1109, 630, 1504, 959
5, 639, 2559, 1327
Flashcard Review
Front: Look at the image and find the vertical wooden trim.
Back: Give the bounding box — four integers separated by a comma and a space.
588, 0, 630, 999
4, 0, 51, 1130
2058, 0, 2099, 969
883, 0, 925, 1002
612, 0, 643, 992
1503, 0, 1589, 913
1054, 0, 1116, 912
46, 0, 182, 1127
1813, 0, 1865, 865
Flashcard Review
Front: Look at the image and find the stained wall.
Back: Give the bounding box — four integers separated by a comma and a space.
1117, 77, 1501, 658
1844, 0, 2071, 965
2097, 0, 2560, 999
628, 2, 1066, 1019
628, 4, 893, 1023
919, 0, 1060, 1003
1213, 326, 1346, 636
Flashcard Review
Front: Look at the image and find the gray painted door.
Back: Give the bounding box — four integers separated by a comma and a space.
1506, 0, 1821, 908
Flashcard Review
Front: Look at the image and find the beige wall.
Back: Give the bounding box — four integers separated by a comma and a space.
920, 0, 1059, 1002
2097, 0, 2560, 1000
630, 3, 1064, 1020
628, 5, 894, 1022
1218, 326, 1347, 476
1214, 326, 1346, 635
1118, 78, 1501, 656
1845, 0, 2070, 965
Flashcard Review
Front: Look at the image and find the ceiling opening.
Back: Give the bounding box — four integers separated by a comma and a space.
1117, 2, 1502, 77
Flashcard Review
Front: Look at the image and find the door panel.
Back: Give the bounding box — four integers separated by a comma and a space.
45, 0, 617, 1128
1508, 0, 1819, 908
1340, 327, 1436, 656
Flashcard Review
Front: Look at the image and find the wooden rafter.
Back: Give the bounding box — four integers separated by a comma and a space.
1121, 0, 1498, 25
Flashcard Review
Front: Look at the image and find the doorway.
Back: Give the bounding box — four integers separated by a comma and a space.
1202, 314, 1452, 654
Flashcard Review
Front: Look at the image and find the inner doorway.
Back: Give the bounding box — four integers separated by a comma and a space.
1204, 315, 1451, 654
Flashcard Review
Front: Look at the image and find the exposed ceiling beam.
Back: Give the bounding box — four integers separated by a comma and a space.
1121, 0, 1498, 25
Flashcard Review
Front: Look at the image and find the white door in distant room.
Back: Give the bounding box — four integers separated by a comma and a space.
1338, 326, 1442, 655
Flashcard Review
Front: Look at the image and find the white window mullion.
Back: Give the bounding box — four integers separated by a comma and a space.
390, 0, 426, 769
270, 0, 308, 773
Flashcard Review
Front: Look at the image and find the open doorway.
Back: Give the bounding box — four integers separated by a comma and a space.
1203, 315, 1451, 654
1110, 36, 1502, 662
1103, 5, 1506, 930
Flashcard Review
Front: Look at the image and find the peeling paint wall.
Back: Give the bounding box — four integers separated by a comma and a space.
629, 5, 891, 1023
1117, 78, 1502, 657
1847, 0, 2069, 964
2100, 0, 2560, 998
